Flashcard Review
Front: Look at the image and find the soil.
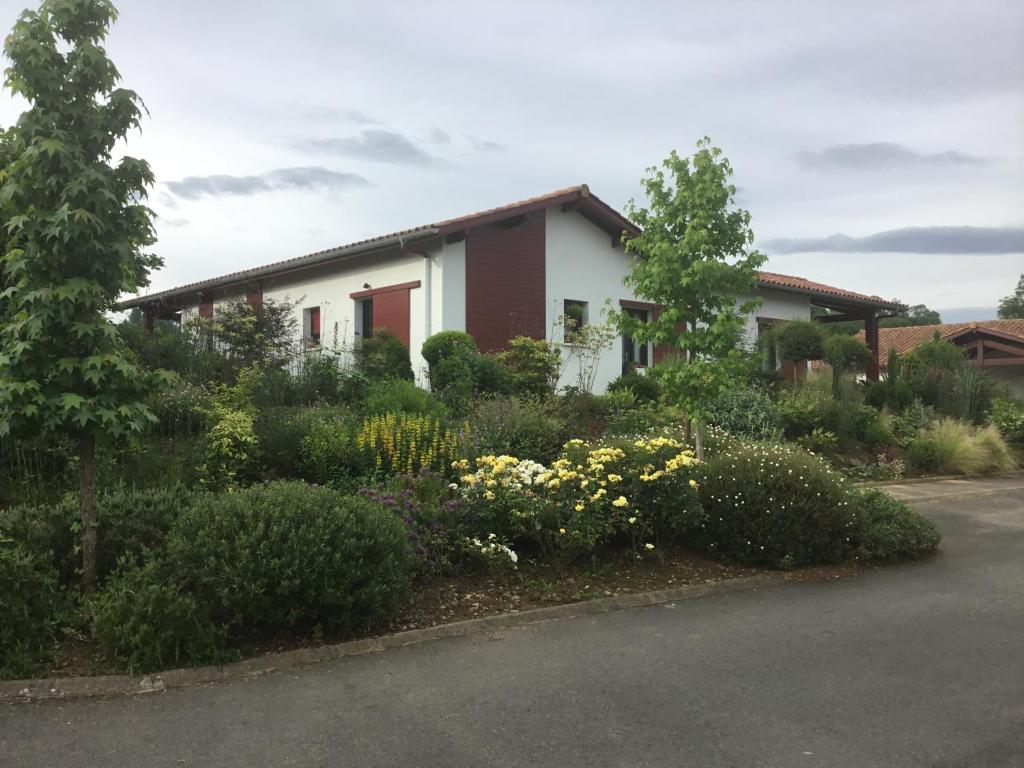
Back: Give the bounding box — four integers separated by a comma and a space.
40, 548, 859, 681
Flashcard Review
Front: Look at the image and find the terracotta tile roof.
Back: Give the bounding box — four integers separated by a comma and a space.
858, 319, 1024, 366
757, 271, 902, 310
119, 185, 637, 309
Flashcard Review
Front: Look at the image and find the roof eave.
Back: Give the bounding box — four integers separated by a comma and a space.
757, 280, 904, 313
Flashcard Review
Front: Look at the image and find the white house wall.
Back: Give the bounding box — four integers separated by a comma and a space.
439, 239, 466, 333
545, 208, 642, 393
740, 288, 811, 346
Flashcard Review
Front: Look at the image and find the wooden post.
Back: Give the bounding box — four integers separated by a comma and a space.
142, 308, 154, 334
865, 313, 880, 381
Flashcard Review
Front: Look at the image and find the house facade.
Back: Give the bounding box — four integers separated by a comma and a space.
121, 185, 898, 392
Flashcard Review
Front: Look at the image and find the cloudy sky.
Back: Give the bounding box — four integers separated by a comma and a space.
1, 0, 1022, 320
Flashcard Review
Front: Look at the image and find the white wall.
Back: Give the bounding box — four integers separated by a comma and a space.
440, 239, 466, 332
739, 288, 812, 348
545, 208, 644, 393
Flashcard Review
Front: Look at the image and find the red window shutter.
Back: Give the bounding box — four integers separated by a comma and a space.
310, 308, 320, 336
371, 288, 411, 349
199, 301, 213, 319
246, 287, 263, 309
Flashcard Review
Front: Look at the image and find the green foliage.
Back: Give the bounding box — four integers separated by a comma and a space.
0, 484, 188, 585
298, 412, 362, 486
865, 348, 914, 411
705, 387, 783, 441
89, 559, 225, 674
199, 407, 257, 489
170, 482, 410, 634
497, 336, 560, 398
293, 353, 366, 407
606, 370, 661, 403
256, 406, 349, 480
429, 353, 476, 410
0, 537, 62, 678
613, 137, 766, 422
0, 0, 171, 589
997, 274, 1024, 319
697, 442, 856, 567
470, 353, 512, 396
421, 331, 478, 368
766, 320, 826, 362
365, 377, 443, 416
795, 427, 839, 454
889, 399, 938, 447
901, 339, 999, 422
907, 438, 940, 473
355, 330, 414, 381
915, 418, 1015, 475
987, 397, 1024, 444
823, 334, 873, 396
201, 297, 298, 369
463, 395, 568, 464
850, 488, 940, 562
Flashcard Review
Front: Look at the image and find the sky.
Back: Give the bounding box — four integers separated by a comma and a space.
1, 0, 1022, 321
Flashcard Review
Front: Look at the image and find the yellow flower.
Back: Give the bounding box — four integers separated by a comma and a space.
575, 504, 585, 512
607, 473, 622, 483
644, 543, 655, 551
559, 527, 567, 535
689, 479, 699, 489
612, 496, 628, 508
484, 490, 496, 501
627, 516, 637, 524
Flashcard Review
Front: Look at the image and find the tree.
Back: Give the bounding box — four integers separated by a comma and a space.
201, 296, 298, 370
822, 334, 872, 397
615, 138, 766, 456
997, 274, 1024, 319
0, 0, 168, 592
764, 319, 825, 378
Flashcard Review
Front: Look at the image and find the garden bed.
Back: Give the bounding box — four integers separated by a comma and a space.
40, 546, 861, 681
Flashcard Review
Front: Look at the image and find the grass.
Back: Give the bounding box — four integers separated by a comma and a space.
921, 418, 1015, 475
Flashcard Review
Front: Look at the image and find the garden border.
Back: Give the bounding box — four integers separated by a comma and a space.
0, 573, 787, 704
857, 469, 1024, 487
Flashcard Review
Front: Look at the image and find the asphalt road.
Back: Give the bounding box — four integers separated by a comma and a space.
2, 475, 1023, 768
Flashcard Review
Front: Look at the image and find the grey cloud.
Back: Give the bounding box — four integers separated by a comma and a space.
796, 142, 987, 172
165, 167, 369, 200
160, 217, 190, 228
429, 127, 451, 144
468, 134, 508, 152
763, 226, 1024, 255
294, 105, 379, 124
297, 129, 438, 166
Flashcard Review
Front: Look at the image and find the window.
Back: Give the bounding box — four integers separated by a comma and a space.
563, 299, 588, 341
304, 306, 321, 346
357, 298, 374, 340
622, 307, 650, 372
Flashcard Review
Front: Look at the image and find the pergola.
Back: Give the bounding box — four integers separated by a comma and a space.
757, 272, 904, 381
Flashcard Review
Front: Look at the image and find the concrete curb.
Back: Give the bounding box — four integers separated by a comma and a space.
858, 470, 1024, 488
1, 573, 789, 705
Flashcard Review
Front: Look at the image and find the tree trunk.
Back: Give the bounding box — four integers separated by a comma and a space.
683, 417, 692, 446
694, 421, 704, 462
79, 432, 97, 593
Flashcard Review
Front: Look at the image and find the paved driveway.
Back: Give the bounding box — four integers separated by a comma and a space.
2, 475, 1023, 768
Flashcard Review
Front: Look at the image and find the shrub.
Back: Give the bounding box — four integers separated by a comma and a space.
823, 335, 874, 396
850, 488, 940, 562
258, 406, 350, 479
865, 349, 914, 411
988, 397, 1024, 444
705, 387, 783, 441
795, 427, 839, 454
355, 330, 414, 381
0, 538, 62, 678
357, 413, 462, 477
365, 378, 443, 416
0, 485, 189, 585
471, 353, 512, 396
166, 483, 410, 635
853, 405, 893, 447
299, 413, 364, 486
697, 442, 857, 567
199, 407, 258, 489
903, 339, 999, 422
889, 400, 938, 446
464, 395, 567, 464
430, 353, 476, 411
292, 354, 366, 406
607, 370, 661, 403
89, 560, 225, 674
498, 336, 560, 398
908, 438, 940, 473
918, 418, 1014, 474
767, 320, 826, 363
421, 331, 478, 368
776, 386, 828, 439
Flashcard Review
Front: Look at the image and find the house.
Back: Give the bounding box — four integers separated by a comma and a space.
859, 320, 1024, 398
119, 185, 900, 392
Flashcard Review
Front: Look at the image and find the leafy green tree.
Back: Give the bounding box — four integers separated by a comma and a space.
201, 296, 298, 370
0, 0, 167, 591
997, 274, 1024, 319
822, 335, 873, 397
615, 138, 766, 455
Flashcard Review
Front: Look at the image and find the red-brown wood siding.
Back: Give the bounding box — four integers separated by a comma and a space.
246, 286, 263, 309
348, 282, 420, 349
198, 301, 213, 319
465, 212, 546, 352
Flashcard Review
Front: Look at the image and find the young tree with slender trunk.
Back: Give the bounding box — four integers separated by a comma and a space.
0, 0, 167, 591
615, 138, 766, 457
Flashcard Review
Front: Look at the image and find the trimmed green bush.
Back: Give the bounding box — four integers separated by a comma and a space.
767, 320, 826, 363
430, 352, 476, 410
850, 488, 940, 562
464, 395, 568, 463
471, 353, 512, 396
698, 442, 857, 567
168, 483, 410, 634
607, 370, 661, 403
705, 387, 783, 441
299, 413, 364, 486
498, 336, 560, 398
421, 331, 478, 368
988, 397, 1024, 444
908, 438, 940, 473
0, 538, 62, 678
365, 378, 443, 416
